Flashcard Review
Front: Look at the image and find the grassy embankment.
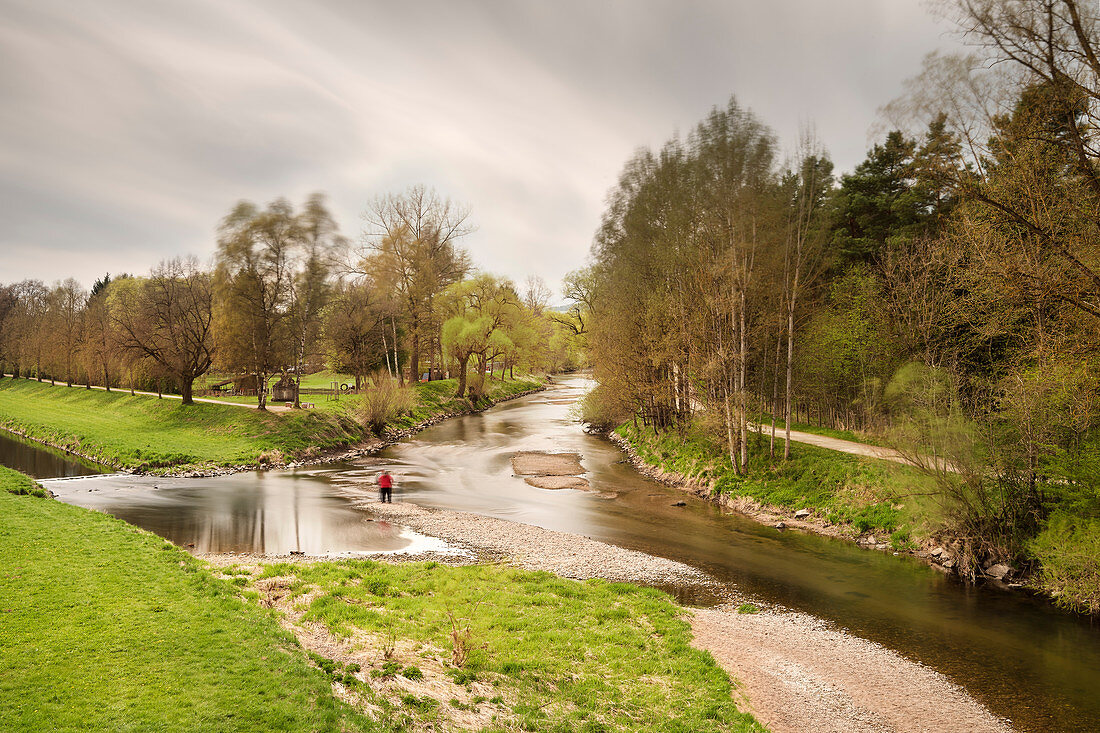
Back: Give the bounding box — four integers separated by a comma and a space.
0, 375, 542, 473
616, 422, 936, 550
0, 466, 374, 732
1, 467, 764, 731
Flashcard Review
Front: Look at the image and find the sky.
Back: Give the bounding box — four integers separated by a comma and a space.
0, 0, 963, 296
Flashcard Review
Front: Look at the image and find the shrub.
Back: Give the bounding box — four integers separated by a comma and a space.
358, 375, 414, 435
1029, 513, 1100, 614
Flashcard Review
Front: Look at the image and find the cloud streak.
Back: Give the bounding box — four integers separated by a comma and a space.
0, 0, 959, 293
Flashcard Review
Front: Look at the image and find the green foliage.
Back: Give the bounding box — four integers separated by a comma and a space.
1028, 513, 1100, 615
619, 421, 914, 536
0, 378, 364, 473
736, 603, 759, 614
261, 560, 763, 732
0, 484, 374, 732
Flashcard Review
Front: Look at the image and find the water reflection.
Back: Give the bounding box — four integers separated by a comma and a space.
0, 430, 104, 478
48, 470, 452, 556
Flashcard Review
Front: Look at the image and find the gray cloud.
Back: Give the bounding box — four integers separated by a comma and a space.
0, 0, 960, 293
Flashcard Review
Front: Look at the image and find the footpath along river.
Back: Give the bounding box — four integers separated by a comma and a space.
7, 375, 1100, 731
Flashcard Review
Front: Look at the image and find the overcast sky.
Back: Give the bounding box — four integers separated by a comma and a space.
0, 0, 961, 295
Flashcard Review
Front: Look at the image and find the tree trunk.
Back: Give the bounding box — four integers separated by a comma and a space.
391, 316, 403, 387
724, 382, 740, 474
257, 370, 268, 410
181, 377, 194, 405
456, 354, 470, 398
738, 289, 748, 472
784, 291, 796, 461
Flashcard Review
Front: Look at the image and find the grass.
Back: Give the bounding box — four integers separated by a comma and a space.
0, 475, 376, 732
0, 464, 48, 497
1, 466, 764, 731
0, 374, 542, 474
251, 559, 765, 732
200, 374, 544, 420
616, 421, 937, 538
0, 378, 363, 473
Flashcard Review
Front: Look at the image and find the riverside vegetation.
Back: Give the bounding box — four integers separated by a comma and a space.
579, 2, 1100, 614
0, 466, 764, 732
0, 373, 542, 473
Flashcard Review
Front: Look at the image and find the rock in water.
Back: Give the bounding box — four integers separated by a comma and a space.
774, 521, 786, 530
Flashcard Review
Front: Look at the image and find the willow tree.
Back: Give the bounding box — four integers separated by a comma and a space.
215, 199, 298, 410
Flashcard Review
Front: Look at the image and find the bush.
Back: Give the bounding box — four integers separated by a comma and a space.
358, 375, 414, 435
1029, 513, 1100, 614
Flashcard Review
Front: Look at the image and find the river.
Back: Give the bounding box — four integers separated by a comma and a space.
6, 375, 1099, 731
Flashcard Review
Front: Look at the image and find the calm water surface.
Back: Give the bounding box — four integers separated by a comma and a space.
10, 376, 1100, 731
0, 429, 104, 478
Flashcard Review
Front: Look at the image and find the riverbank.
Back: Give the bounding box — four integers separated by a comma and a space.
1, 467, 761, 732
0, 468, 375, 732
0, 375, 543, 476
207, 497, 1011, 732
606, 424, 1028, 588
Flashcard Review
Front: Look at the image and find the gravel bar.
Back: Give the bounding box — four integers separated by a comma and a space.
352, 499, 710, 586
691, 606, 1013, 733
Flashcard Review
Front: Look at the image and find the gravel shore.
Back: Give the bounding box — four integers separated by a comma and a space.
691, 606, 1012, 733
352, 499, 710, 586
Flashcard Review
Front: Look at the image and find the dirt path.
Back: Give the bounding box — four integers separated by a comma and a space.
757, 424, 905, 463
1, 374, 290, 412
692, 606, 1011, 733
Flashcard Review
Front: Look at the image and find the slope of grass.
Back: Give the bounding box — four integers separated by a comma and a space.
0, 464, 48, 497
0, 481, 376, 733
0, 378, 364, 473
199, 374, 544, 419
252, 559, 765, 732
616, 421, 936, 542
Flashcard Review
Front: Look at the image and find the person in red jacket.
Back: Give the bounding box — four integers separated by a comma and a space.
377, 470, 393, 503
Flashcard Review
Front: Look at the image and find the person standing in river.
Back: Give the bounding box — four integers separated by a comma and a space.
377, 470, 393, 503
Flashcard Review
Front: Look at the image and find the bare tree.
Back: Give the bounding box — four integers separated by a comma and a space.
360, 185, 472, 384
110, 259, 215, 405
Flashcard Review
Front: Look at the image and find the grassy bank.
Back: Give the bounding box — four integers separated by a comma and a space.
1, 466, 763, 731
0, 375, 543, 474
198, 374, 544, 419
0, 378, 363, 472
0, 471, 375, 732
616, 422, 935, 548
238, 559, 764, 732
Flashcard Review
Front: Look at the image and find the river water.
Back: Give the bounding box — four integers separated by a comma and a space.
7, 376, 1100, 731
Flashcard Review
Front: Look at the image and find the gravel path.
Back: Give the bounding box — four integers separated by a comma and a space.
691, 606, 1012, 733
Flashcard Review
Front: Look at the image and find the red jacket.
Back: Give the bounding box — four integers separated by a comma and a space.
378, 473, 392, 489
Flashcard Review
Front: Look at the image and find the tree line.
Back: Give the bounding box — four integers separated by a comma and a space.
0, 186, 582, 409
582, 0, 1100, 583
